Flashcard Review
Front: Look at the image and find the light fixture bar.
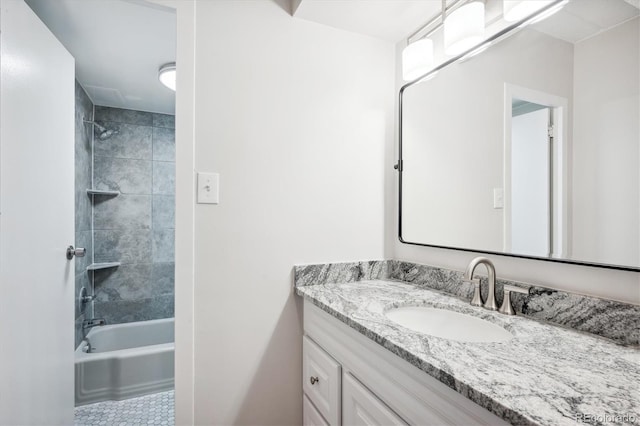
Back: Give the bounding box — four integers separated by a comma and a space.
407, 0, 477, 43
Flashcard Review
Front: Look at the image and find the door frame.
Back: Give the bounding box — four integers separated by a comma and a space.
503, 83, 570, 259
148, 1, 196, 424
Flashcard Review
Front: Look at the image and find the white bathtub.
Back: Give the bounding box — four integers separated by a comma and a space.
75, 318, 174, 406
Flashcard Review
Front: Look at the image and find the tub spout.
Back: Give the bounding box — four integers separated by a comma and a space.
83, 318, 107, 330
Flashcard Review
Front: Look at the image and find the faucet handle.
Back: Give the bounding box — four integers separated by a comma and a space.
464, 278, 484, 307
499, 285, 529, 315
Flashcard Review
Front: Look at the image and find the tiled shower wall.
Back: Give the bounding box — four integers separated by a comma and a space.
92, 106, 175, 324
74, 81, 95, 348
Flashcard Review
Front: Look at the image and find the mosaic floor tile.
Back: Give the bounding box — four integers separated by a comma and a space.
74, 390, 174, 426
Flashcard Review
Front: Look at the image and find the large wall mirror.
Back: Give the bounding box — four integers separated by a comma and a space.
399, 0, 639, 271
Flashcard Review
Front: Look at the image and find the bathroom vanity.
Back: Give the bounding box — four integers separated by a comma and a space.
295, 262, 640, 426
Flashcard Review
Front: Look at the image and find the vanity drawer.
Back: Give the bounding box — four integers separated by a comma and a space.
303, 394, 329, 426
303, 335, 341, 425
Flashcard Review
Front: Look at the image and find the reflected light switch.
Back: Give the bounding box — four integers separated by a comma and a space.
493, 188, 504, 209
197, 172, 219, 204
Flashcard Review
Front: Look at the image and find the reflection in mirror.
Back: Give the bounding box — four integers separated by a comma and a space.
400, 0, 639, 270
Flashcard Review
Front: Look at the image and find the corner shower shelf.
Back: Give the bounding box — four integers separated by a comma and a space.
86, 189, 120, 196
87, 262, 121, 271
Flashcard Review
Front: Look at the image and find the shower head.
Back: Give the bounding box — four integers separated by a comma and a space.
83, 119, 119, 141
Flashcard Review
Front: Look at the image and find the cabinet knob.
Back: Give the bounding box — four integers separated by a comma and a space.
310, 376, 319, 385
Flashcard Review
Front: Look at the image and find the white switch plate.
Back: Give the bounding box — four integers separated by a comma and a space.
197, 172, 219, 204
493, 188, 504, 209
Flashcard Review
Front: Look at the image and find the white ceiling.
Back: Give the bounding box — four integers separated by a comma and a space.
533, 0, 639, 44
25, 0, 176, 114
292, 0, 442, 42
292, 0, 639, 46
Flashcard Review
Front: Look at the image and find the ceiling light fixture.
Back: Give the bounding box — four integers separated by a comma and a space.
444, 1, 485, 56
402, 38, 435, 82
158, 62, 176, 91
503, 0, 554, 22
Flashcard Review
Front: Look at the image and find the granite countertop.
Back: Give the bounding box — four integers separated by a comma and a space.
296, 279, 640, 426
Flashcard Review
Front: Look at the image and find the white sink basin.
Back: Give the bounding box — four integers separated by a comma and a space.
385, 306, 513, 343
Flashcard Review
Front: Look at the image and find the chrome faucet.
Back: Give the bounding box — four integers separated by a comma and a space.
463, 257, 498, 311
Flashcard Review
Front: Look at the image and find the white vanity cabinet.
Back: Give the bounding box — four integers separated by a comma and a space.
342, 373, 407, 425
303, 336, 341, 425
302, 300, 509, 426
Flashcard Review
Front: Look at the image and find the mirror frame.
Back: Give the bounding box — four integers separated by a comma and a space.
397, 0, 640, 272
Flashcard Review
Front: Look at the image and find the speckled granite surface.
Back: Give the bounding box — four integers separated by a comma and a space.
296, 280, 640, 426
294, 260, 640, 345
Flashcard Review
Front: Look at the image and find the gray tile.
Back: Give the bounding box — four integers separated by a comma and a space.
94, 123, 152, 160
152, 263, 175, 295
94, 295, 174, 324
153, 113, 175, 129
152, 229, 174, 263
152, 196, 175, 229
75, 314, 85, 349
95, 106, 153, 126
152, 162, 175, 195
74, 230, 93, 276
94, 263, 154, 302
75, 81, 93, 233
94, 157, 152, 194
152, 229, 175, 263
94, 229, 152, 264
75, 272, 91, 319
94, 195, 152, 230
152, 127, 175, 161
75, 177, 92, 232
84, 297, 94, 321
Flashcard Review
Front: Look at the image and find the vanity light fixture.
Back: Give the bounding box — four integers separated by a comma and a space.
158, 62, 176, 91
503, 0, 554, 22
402, 38, 435, 82
444, 1, 485, 56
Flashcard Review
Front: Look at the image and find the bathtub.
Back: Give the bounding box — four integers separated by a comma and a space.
75, 318, 174, 406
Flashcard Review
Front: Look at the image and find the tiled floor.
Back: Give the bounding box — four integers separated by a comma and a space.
74, 390, 174, 426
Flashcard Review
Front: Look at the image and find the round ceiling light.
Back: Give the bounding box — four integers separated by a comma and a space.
158, 62, 176, 91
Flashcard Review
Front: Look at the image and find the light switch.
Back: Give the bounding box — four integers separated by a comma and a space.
493, 188, 504, 209
197, 172, 219, 204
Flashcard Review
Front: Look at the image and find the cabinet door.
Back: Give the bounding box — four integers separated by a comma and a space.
343, 373, 407, 426
304, 395, 330, 426
303, 336, 342, 425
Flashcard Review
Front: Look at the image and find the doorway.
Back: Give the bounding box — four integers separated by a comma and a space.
503, 84, 569, 259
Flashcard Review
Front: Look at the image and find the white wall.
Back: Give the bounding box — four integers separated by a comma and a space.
390, 28, 640, 305
191, 1, 394, 423
572, 17, 639, 266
